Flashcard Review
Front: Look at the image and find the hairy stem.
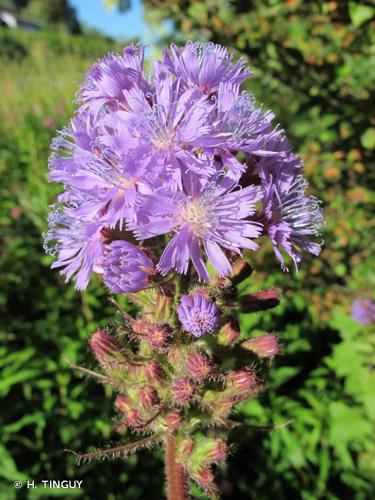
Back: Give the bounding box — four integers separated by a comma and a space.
165, 436, 188, 500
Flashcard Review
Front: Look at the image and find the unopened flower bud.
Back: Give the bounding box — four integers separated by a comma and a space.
142, 361, 164, 382
131, 318, 151, 334
217, 319, 240, 346
164, 411, 182, 430
139, 385, 159, 409
240, 289, 280, 312
227, 369, 259, 396
90, 329, 123, 366
231, 259, 253, 285
186, 350, 212, 381
148, 324, 172, 349
192, 468, 216, 491
167, 345, 186, 366
154, 294, 172, 322
193, 438, 228, 465
202, 391, 235, 417
241, 333, 280, 358
127, 408, 143, 427
102, 241, 154, 293
179, 438, 194, 457
206, 439, 227, 463
171, 378, 195, 403
114, 395, 132, 414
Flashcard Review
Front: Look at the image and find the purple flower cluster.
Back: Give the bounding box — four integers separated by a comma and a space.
44, 42, 323, 290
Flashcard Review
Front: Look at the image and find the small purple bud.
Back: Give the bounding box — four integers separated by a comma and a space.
102, 241, 154, 293
352, 298, 375, 325
171, 377, 195, 403
241, 333, 280, 358
177, 294, 219, 337
115, 397, 143, 427
186, 350, 212, 381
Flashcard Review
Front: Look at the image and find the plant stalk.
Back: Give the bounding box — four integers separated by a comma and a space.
165, 436, 188, 500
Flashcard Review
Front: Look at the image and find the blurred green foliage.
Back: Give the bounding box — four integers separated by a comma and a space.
1, 1, 375, 497
0, 29, 164, 500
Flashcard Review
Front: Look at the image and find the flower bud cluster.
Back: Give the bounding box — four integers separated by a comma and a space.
87, 266, 282, 493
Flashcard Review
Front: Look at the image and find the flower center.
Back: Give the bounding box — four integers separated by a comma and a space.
177, 197, 212, 236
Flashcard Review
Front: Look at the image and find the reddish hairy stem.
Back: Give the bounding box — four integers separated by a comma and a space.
165, 436, 188, 500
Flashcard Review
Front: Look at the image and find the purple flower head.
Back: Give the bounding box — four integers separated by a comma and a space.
213, 83, 283, 172
261, 161, 323, 271
130, 171, 262, 281
122, 74, 218, 184
43, 205, 105, 290
352, 298, 375, 325
162, 42, 252, 93
79, 45, 149, 115
102, 240, 154, 293
177, 294, 219, 337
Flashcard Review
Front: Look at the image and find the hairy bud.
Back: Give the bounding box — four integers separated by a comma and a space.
231, 259, 253, 285
179, 437, 194, 457
164, 411, 182, 431
154, 294, 172, 322
171, 378, 195, 404
217, 318, 240, 346
227, 369, 259, 397
127, 408, 143, 427
192, 468, 216, 491
131, 318, 151, 335
186, 350, 212, 381
240, 289, 280, 312
192, 438, 228, 466
241, 333, 280, 358
167, 345, 186, 366
139, 385, 159, 409
142, 360, 164, 383
114, 395, 132, 415
148, 324, 172, 349
90, 330, 124, 367
202, 391, 235, 418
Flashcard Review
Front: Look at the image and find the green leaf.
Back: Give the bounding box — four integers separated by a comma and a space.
0, 445, 28, 481
349, 2, 375, 28
361, 128, 375, 150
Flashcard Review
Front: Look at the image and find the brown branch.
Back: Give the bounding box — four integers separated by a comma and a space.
165, 436, 189, 500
